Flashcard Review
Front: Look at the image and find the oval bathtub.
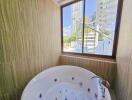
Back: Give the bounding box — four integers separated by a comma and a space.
21, 65, 111, 100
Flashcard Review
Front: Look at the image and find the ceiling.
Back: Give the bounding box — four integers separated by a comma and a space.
52, 0, 75, 5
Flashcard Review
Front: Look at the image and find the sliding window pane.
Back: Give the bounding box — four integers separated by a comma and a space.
84, 0, 118, 56
62, 1, 83, 53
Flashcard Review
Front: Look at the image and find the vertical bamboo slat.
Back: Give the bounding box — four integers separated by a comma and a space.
115, 0, 132, 99
59, 55, 117, 88
0, 0, 61, 99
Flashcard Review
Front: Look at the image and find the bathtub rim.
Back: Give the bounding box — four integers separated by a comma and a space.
21, 65, 111, 100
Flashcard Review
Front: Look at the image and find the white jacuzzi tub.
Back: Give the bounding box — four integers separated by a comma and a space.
21, 65, 111, 100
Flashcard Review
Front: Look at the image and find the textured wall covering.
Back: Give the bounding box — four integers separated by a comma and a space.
60, 55, 117, 87
115, 0, 132, 99
0, 0, 61, 99
0, 0, 122, 99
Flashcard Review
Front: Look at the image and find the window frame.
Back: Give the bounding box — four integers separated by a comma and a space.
61, 0, 123, 59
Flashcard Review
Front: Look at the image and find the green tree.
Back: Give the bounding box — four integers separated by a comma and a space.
101, 29, 111, 35
98, 34, 104, 41
70, 32, 77, 41
98, 29, 111, 41
63, 36, 71, 43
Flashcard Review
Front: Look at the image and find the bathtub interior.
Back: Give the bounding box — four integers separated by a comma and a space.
21, 65, 111, 100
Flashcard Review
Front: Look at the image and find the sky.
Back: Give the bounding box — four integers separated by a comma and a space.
63, 0, 96, 27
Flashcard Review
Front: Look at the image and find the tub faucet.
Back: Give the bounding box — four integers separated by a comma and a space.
90, 76, 110, 88
90, 76, 110, 98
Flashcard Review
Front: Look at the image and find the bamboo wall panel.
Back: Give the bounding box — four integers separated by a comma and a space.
127, 54, 132, 100
0, 0, 61, 99
60, 55, 117, 87
115, 0, 132, 99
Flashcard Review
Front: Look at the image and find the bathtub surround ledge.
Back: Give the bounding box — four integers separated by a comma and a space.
59, 54, 117, 88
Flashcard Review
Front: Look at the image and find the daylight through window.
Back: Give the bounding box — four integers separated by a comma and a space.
62, 0, 120, 57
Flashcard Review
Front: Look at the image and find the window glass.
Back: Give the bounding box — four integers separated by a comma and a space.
84, 0, 118, 55
62, 0, 119, 56
63, 1, 83, 53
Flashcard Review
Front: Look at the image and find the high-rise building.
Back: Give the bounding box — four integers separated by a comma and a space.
71, 1, 83, 33
96, 0, 118, 55
96, 0, 118, 33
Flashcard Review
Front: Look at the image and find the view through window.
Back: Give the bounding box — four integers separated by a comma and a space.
62, 0, 119, 56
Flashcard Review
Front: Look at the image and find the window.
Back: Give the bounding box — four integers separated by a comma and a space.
61, 0, 122, 58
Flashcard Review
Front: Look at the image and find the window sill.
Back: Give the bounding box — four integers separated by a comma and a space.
61, 53, 116, 63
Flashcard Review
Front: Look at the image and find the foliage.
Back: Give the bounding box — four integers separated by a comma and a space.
70, 32, 77, 41
101, 29, 111, 35
98, 29, 111, 41
84, 28, 93, 33
80, 27, 94, 33
98, 33, 104, 41
63, 32, 78, 43
63, 36, 71, 43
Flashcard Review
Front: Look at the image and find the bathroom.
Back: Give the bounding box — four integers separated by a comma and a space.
0, 0, 132, 100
